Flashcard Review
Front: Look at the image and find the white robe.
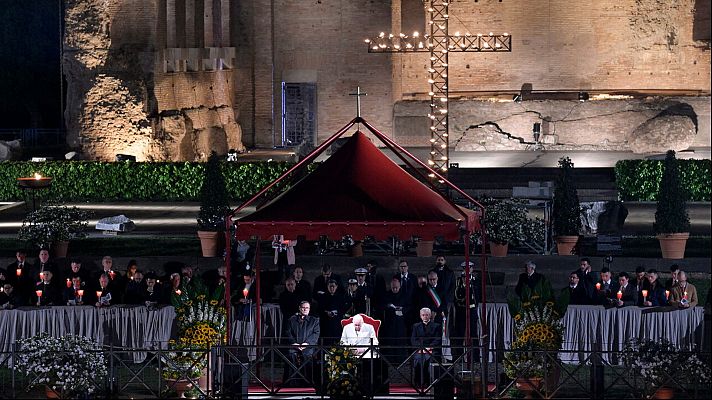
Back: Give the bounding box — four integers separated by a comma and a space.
340, 323, 379, 358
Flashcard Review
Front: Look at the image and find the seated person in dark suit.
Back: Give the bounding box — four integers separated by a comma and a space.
611, 272, 638, 307
564, 272, 593, 305
35, 270, 62, 306
411, 307, 442, 388
0, 282, 23, 309
515, 261, 548, 299
283, 301, 320, 386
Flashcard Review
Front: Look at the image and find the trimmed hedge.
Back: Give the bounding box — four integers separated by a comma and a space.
0, 161, 292, 202
615, 159, 711, 201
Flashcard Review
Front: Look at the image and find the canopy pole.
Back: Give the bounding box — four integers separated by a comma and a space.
255, 238, 262, 365
224, 226, 232, 344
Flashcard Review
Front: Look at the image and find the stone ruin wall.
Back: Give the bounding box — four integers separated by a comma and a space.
63, 0, 710, 160
63, 0, 244, 161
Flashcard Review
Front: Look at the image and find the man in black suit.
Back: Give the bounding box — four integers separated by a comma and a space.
312, 264, 342, 298
6, 249, 35, 305
411, 307, 442, 388
595, 267, 619, 307
36, 248, 59, 276
612, 272, 638, 307
284, 301, 320, 386
564, 272, 592, 305
515, 261, 547, 298
573, 258, 595, 296
419, 271, 448, 326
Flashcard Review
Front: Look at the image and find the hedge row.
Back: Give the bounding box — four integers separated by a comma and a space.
0, 161, 292, 202
615, 159, 711, 201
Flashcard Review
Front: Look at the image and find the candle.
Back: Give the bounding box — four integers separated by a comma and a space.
36, 290, 43, 298
665, 290, 670, 300
616, 291, 623, 300
66, 279, 71, 288
16, 269, 21, 277
77, 289, 84, 297
595, 283, 601, 290
96, 291, 103, 300
34, 172, 42, 180
109, 270, 116, 280
683, 291, 688, 300
39, 272, 44, 280
641, 289, 648, 302
175, 289, 182, 296
242, 288, 249, 298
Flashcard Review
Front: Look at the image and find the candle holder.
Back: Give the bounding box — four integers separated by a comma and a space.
664, 290, 670, 300
616, 291, 623, 300
595, 283, 601, 291
77, 289, 84, 299
17, 175, 53, 211
66, 279, 72, 288
16, 269, 22, 277
641, 289, 648, 303
242, 288, 249, 299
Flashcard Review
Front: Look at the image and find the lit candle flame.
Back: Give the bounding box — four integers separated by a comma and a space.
175, 289, 182, 296
242, 288, 249, 298
641, 289, 648, 299
36, 290, 43, 297
16, 269, 21, 277
96, 291, 103, 299
595, 283, 601, 290
77, 289, 84, 297
616, 291, 623, 300
34, 173, 42, 180
665, 290, 670, 299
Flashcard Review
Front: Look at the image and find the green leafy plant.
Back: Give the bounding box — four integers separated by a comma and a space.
552, 157, 582, 236
478, 197, 542, 246
654, 150, 690, 234
17, 203, 92, 248
197, 152, 231, 231
505, 279, 568, 380
325, 346, 362, 399
615, 158, 710, 201
15, 333, 107, 397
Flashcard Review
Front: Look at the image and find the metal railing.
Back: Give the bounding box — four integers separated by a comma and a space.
0, 341, 709, 399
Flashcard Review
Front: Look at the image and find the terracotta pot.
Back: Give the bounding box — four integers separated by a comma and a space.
197, 231, 219, 257
652, 386, 674, 399
515, 377, 542, 399
52, 241, 69, 258
489, 242, 509, 257
416, 240, 434, 257
656, 232, 689, 259
165, 378, 193, 398
555, 235, 578, 255
45, 386, 60, 399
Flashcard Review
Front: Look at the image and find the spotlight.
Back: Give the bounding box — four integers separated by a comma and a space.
513, 94, 522, 103
65, 151, 79, 160
115, 154, 136, 162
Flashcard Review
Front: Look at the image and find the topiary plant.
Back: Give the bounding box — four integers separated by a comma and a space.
552, 157, 582, 236
197, 152, 230, 232
654, 150, 690, 234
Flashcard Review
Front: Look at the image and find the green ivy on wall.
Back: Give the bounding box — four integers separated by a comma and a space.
615, 159, 711, 202
0, 161, 292, 202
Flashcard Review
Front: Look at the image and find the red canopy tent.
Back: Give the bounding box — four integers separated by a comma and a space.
224, 116, 489, 373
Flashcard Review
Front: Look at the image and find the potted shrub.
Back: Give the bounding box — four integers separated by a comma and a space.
14, 333, 107, 398
654, 150, 690, 259
17, 202, 91, 257
479, 197, 537, 257
197, 152, 231, 257
552, 157, 582, 255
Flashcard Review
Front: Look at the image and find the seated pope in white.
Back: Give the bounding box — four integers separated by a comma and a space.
340, 314, 379, 358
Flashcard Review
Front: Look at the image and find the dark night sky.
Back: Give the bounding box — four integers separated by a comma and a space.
0, 0, 62, 129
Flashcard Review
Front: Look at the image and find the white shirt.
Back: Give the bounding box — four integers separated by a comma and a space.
340, 322, 379, 358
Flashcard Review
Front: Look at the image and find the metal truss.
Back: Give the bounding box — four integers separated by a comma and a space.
365, 1, 512, 181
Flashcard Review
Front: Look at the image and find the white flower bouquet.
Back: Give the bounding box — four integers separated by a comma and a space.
14, 333, 107, 397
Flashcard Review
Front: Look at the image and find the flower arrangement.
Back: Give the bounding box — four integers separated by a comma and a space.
622, 338, 711, 392
163, 279, 226, 381
14, 333, 107, 397
325, 346, 362, 399
18, 202, 92, 248
505, 279, 568, 380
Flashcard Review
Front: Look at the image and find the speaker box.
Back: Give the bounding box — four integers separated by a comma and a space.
221, 361, 249, 399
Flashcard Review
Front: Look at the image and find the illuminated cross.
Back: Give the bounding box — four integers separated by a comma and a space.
349, 86, 368, 118
365, 1, 511, 181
